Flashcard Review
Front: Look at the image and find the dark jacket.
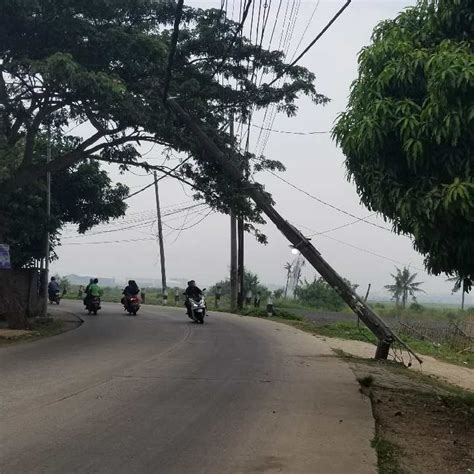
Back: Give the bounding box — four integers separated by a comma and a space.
123, 284, 139, 296
185, 286, 202, 299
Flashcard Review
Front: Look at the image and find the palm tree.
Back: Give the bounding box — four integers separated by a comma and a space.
284, 262, 292, 298
446, 274, 467, 310
385, 266, 424, 308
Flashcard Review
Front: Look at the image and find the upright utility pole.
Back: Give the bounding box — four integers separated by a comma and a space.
237, 217, 244, 310
42, 124, 51, 317
229, 115, 238, 311
153, 172, 167, 301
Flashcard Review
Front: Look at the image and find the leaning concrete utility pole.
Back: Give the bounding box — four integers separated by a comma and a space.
164, 97, 421, 361
153, 171, 167, 302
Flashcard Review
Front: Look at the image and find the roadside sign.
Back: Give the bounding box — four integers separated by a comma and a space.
0, 244, 11, 269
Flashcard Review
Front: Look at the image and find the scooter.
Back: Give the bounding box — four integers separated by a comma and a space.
124, 295, 140, 316
186, 291, 207, 324
49, 291, 61, 305
85, 296, 101, 315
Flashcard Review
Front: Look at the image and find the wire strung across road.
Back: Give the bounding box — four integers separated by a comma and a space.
162, 0, 185, 102
251, 123, 330, 135
123, 156, 193, 201
266, 169, 394, 233
267, 0, 352, 86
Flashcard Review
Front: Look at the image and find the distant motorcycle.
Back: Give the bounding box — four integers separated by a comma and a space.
186, 291, 207, 324
49, 291, 61, 305
124, 295, 140, 316
85, 296, 101, 315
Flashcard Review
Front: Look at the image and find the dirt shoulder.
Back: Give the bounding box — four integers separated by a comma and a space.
319, 336, 474, 392
0, 310, 82, 347
347, 357, 474, 474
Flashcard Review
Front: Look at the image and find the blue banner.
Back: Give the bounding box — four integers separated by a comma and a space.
0, 244, 11, 269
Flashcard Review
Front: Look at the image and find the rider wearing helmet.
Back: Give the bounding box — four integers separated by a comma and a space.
184, 280, 202, 317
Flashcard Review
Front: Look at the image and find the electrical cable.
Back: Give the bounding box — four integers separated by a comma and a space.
266, 169, 394, 233
162, 0, 185, 102
267, 0, 351, 86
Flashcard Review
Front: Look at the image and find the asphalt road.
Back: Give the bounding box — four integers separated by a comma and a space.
1, 301, 376, 473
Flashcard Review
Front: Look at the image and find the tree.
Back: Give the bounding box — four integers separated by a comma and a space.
284, 262, 292, 298
295, 276, 356, 311
0, 134, 128, 267
384, 266, 424, 308
210, 269, 268, 300
0, 0, 327, 243
333, 0, 473, 289
447, 273, 467, 310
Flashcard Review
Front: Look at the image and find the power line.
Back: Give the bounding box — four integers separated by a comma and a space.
267, 0, 352, 87
266, 169, 394, 233
289, 0, 321, 62
308, 213, 378, 236
315, 233, 425, 272
162, 0, 185, 101
251, 123, 329, 135
123, 156, 193, 200
212, 0, 254, 78
63, 236, 155, 246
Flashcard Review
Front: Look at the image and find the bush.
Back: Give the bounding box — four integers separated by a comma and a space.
295, 277, 355, 311
409, 302, 425, 312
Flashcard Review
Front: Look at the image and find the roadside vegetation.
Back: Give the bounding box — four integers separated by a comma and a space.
0, 319, 65, 347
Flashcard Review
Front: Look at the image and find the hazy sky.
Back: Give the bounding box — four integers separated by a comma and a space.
51, 1, 471, 305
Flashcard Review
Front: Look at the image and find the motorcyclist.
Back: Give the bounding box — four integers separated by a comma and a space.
85, 278, 103, 308
83, 278, 93, 306
122, 280, 140, 306
184, 280, 202, 317
48, 276, 60, 301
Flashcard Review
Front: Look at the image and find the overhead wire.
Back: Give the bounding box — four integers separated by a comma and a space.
212, 0, 254, 79
251, 123, 330, 135
162, 0, 185, 101
289, 0, 321, 62
267, 0, 352, 87
266, 169, 395, 233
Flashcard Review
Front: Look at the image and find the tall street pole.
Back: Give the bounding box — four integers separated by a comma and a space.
237, 216, 244, 309
43, 124, 51, 317
153, 172, 167, 302
229, 115, 238, 311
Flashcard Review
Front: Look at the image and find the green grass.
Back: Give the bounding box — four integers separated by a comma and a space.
371, 435, 404, 474
0, 319, 65, 346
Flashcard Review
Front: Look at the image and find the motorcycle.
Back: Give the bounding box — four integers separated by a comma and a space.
124, 295, 140, 316
85, 296, 101, 315
186, 291, 206, 324
49, 291, 61, 305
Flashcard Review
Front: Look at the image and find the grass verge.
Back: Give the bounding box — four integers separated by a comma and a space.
0, 319, 65, 347
243, 311, 473, 369
371, 435, 403, 474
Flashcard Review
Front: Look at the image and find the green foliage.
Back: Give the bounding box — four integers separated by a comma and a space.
209, 269, 269, 298
273, 288, 284, 299
295, 277, 356, 311
0, 0, 326, 241
409, 302, 425, 312
384, 266, 424, 308
333, 0, 474, 287
1, 144, 128, 267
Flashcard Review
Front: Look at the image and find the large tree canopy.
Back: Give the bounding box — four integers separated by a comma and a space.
0, 0, 327, 247
1, 132, 128, 267
333, 0, 473, 287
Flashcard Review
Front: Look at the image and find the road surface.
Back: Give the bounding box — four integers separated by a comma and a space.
1, 301, 376, 473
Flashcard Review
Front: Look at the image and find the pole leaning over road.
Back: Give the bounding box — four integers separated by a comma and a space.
165, 97, 421, 362
153, 171, 167, 302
